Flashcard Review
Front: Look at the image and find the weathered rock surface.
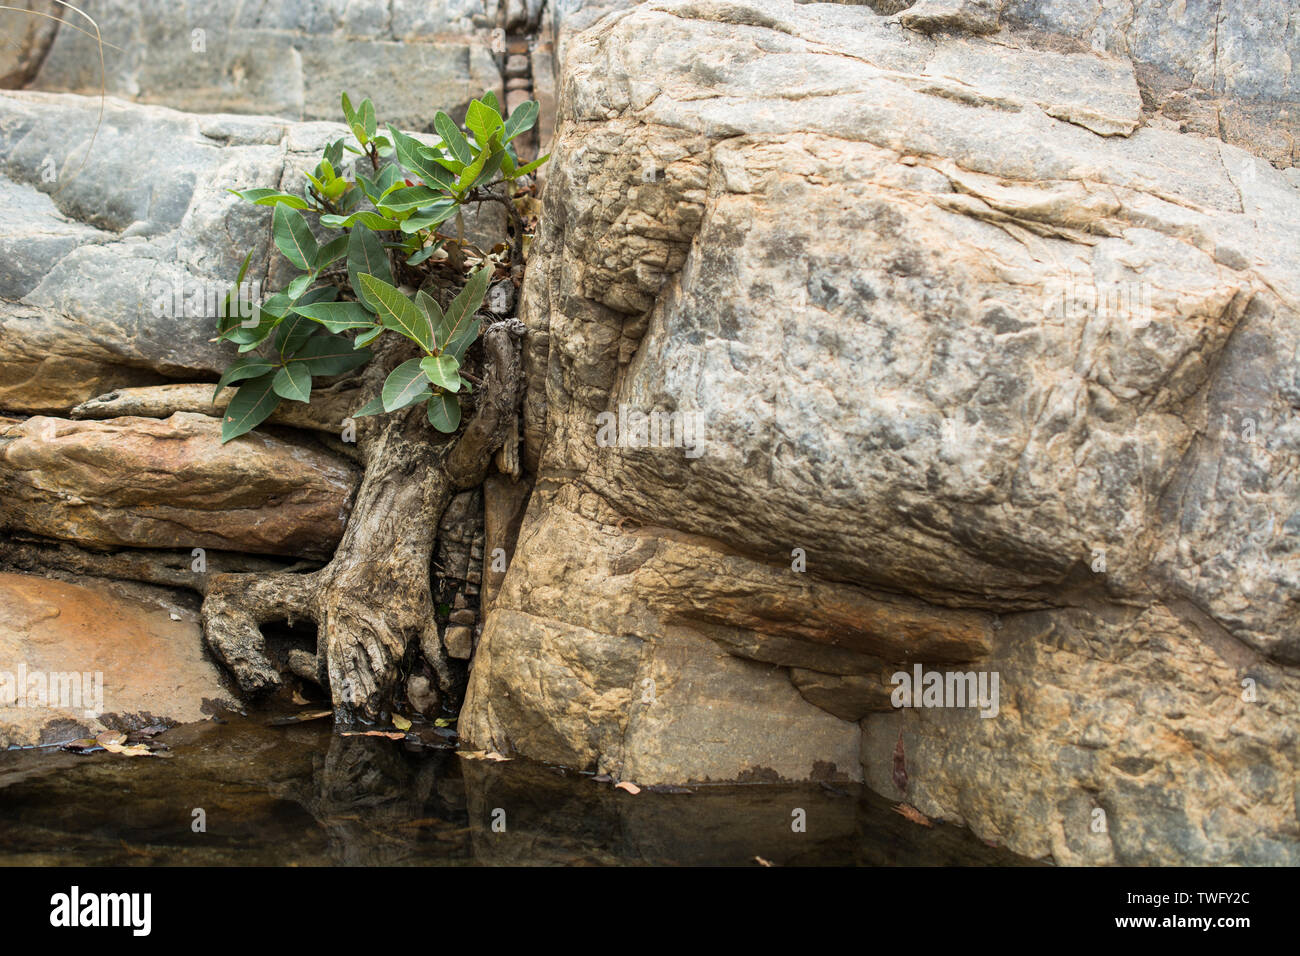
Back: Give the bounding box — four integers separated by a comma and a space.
0, 92, 501, 414
0, 413, 359, 558
0, 92, 318, 411
1000, 0, 1300, 169
0, 571, 235, 747
461, 0, 1300, 863
23, 0, 501, 130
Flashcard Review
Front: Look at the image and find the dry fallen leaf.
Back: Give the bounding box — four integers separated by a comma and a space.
61, 737, 103, 754
392, 714, 412, 732
96, 731, 165, 758
893, 803, 933, 827
754, 856, 774, 867
340, 730, 406, 739
458, 750, 510, 762
614, 781, 641, 795
269, 710, 332, 726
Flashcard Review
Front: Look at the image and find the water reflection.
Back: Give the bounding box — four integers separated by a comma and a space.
0, 715, 1031, 866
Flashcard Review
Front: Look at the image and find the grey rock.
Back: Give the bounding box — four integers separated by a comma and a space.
27, 0, 501, 130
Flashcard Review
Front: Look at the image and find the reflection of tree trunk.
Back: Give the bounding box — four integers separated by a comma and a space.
201, 319, 525, 720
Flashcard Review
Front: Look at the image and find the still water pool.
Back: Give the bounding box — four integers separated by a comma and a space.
0, 714, 1032, 866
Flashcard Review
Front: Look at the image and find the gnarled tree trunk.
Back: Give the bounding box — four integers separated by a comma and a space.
201, 318, 525, 721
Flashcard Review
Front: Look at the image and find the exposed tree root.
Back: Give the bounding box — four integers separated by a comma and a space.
200, 319, 526, 720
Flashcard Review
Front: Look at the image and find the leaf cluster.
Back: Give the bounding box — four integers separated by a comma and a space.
215, 92, 546, 442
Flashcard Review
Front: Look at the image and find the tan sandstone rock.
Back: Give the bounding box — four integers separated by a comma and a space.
0, 413, 359, 559
462, 0, 1300, 863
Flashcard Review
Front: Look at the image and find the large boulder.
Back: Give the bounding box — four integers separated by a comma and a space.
461, 0, 1300, 864
0, 413, 360, 559
0, 571, 236, 747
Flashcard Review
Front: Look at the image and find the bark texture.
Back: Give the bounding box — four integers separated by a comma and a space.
201, 318, 526, 720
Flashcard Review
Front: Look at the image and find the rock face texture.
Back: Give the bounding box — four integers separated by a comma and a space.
0, 92, 342, 412
19, 0, 502, 129
0, 413, 359, 559
459, 0, 1300, 864
0, 571, 235, 747
1001, 0, 1300, 169
3, 0, 1298, 865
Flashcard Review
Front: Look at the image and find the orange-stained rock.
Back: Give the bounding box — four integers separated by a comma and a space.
0, 412, 359, 559
0, 571, 237, 747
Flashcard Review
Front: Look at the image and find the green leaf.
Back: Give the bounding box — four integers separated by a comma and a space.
313, 234, 349, 271
324, 139, 345, 171
229, 188, 310, 209
291, 301, 376, 333
359, 98, 377, 140
438, 264, 492, 351
360, 273, 434, 352
466, 99, 504, 148
341, 91, 357, 126
503, 100, 539, 142
285, 273, 313, 301
421, 353, 461, 392
213, 355, 276, 402
481, 90, 501, 114
288, 335, 373, 376
380, 185, 450, 212
320, 210, 400, 231
273, 363, 312, 403
275, 310, 316, 357
406, 241, 442, 266
399, 202, 457, 234
218, 250, 255, 335
259, 292, 293, 318
427, 392, 462, 433
382, 358, 433, 412
435, 112, 473, 165
273, 203, 318, 271
357, 166, 404, 205
224, 306, 282, 349
352, 395, 387, 418
348, 227, 393, 311
444, 315, 481, 363
387, 124, 457, 189
416, 289, 445, 338
455, 140, 503, 194
414, 151, 459, 189
509, 153, 550, 179
355, 326, 384, 348
221, 373, 281, 442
